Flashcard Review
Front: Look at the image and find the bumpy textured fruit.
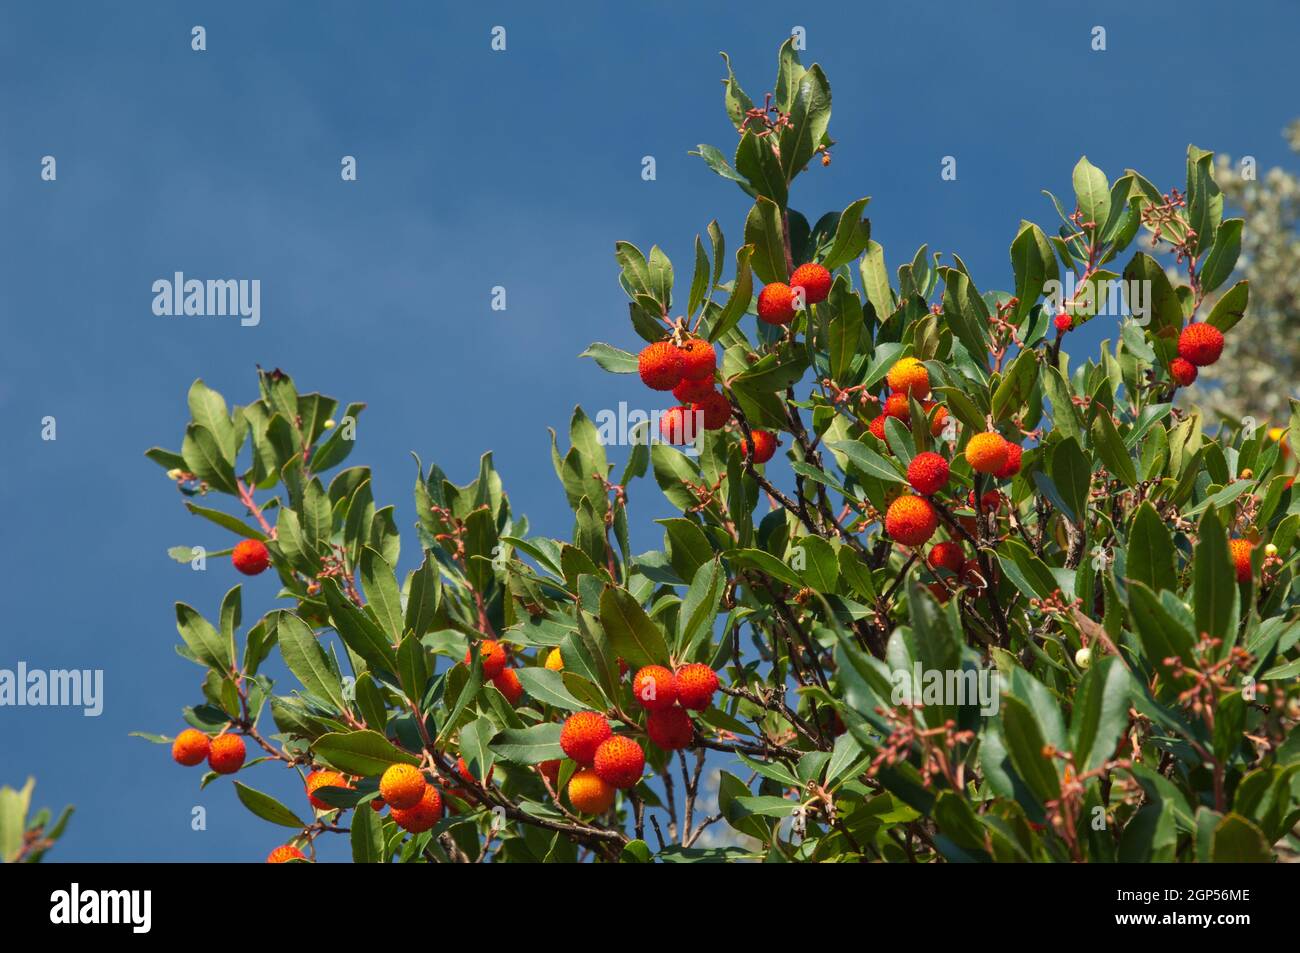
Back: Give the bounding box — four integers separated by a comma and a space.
659, 406, 696, 445
868, 415, 888, 441
885, 494, 938, 546
757, 282, 797, 324
593, 736, 645, 789
231, 539, 271, 576
883, 392, 911, 421
267, 845, 306, 863
560, 711, 613, 766
492, 668, 524, 705
379, 763, 426, 810
1170, 357, 1198, 387
672, 376, 716, 403
1054, 312, 1072, 333
305, 769, 350, 810
1229, 538, 1254, 582
692, 391, 732, 430
638, 341, 684, 390
208, 734, 246, 775
464, 639, 507, 678
545, 648, 564, 671
741, 429, 778, 463
886, 357, 930, 399
632, 665, 678, 711
567, 769, 615, 814
928, 404, 950, 438
1177, 322, 1224, 367
790, 262, 832, 305
907, 451, 950, 495
677, 338, 717, 380
645, 707, 694, 751
171, 728, 210, 766
994, 443, 1023, 480
965, 431, 1010, 474
674, 663, 719, 711
927, 541, 965, 573
390, 785, 443, 832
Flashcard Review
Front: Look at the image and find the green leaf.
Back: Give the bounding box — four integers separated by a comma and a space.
599, 586, 670, 668
1193, 507, 1234, 642
184, 502, 266, 540
859, 240, 894, 318
323, 580, 398, 674
1090, 414, 1137, 488
175, 602, 232, 671
1071, 657, 1130, 774
1211, 813, 1271, 862
1049, 437, 1090, 522
821, 197, 871, 271
1199, 219, 1242, 294
0, 778, 33, 863
1072, 156, 1110, 235
745, 197, 788, 285
182, 423, 238, 494
735, 130, 787, 206
275, 611, 347, 711
1010, 222, 1059, 324
778, 65, 831, 182
187, 379, 238, 463
579, 342, 638, 374
1000, 696, 1060, 804
311, 730, 419, 777
360, 547, 405, 642
827, 439, 905, 483
234, 782, 307, 829
351, 798, 386, 862
1127, 502, 1177, 593
1206, 280, 1248, 333
514, 667, 586, 711
492, 723, 564, 764
708, 246, 754, 342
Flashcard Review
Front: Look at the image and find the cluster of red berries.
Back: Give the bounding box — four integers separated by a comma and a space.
378, 763, 444, 832
757, 262, 833, 324
553, 663, 719, 814
171, 729, 246, 774
867, 357, 950, 445
638, 335, 731, 446
1170, 322, 1225, 388
464, 639, 524, 705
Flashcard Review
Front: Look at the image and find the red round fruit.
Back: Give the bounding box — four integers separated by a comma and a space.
1177, 323, 1224, 367
1170, 357, 1198, 387
632, 665, 678, 711
171, 728, 210, 766
659, 406, 696, 445
492, 668, 524, 706
645, 707, 694, 751
907, 451, 950, 495
593, 736, 645, 789
1054, 312, 1072, 333
883, 392, 911, 421
390, 785, 444, 833
232, 539, 271, 576
267, 845, 306, 863
868, 415, 888, 441
638, 341, 685, 390
464, 639, 507, 678
691, 391, 732, 430
305, 769, 350, 810
677, 338, 716, 381
673, 663, 719, 711
885, 494, 938, 546
995, 443, 1023, 480
757, 283, 797, 325
790, 262, 832, 305
559, 711, 613, 766
672, 376, 716, 403
927, 541, 965, 573
741, 430, 778, 463
207, 734, 246, 775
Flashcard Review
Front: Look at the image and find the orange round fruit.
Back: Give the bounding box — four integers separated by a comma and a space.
559, 711, 612, 766
884, 494, 938, 546
379, 763, 426, 810
567, 768, 616, 814
171, 728, 210, 766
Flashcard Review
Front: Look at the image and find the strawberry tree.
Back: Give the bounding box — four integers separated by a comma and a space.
143, 40, 1300, 863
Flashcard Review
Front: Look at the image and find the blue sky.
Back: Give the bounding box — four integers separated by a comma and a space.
1, 1, 1296, 860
